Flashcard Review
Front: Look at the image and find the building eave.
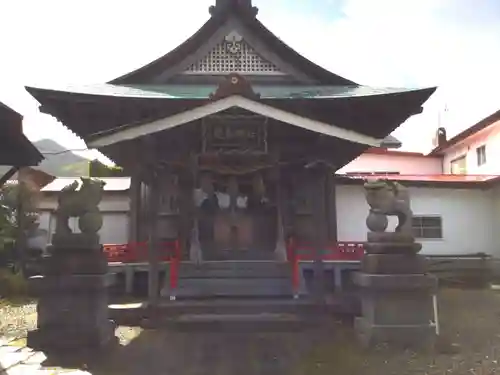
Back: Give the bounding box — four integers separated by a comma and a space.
0, 102, 44, 167
429, 109, 500, 155
25, 84, 436, 155
86, 95, 383, 148
334, 174, 500, 190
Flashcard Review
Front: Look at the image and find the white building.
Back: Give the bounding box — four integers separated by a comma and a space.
38, 177, 132, 246
36, 176, 500, 258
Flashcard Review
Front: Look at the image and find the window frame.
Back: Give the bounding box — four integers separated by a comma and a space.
476, 145, 487, 166
411, 215, 443, 240
450, 155, 467, 174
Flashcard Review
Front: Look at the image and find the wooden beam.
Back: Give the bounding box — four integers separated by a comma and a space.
87, 95, 384, 148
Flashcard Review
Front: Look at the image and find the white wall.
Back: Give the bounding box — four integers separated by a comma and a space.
38, 194, 129, 212
443, 120, 500, 174
336, 184, 497, 256
338, 152, 442, 175
491, 185, 500, 254
36, 184, 500, 255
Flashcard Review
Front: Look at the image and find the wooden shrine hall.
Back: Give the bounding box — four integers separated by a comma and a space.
26, 0, 435, 304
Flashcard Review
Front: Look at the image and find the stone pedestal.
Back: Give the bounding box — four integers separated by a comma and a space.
27, 234, 117, 354
354, 254, 438, 349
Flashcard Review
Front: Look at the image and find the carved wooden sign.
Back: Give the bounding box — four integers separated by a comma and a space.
202, 114, 267, 153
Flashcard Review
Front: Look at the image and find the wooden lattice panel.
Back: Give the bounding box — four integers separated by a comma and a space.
184, 31, 284, 75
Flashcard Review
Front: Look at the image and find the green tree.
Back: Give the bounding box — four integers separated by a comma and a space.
0, 181, 40, 269
89, 159, 125, 177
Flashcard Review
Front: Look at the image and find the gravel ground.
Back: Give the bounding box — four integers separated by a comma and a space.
0, 298, 36, 340
2, 288, 500, 375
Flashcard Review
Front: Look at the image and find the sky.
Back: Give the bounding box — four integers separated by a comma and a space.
0, 0, 499, 161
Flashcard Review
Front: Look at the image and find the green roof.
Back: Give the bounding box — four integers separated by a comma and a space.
32, 83, 428, 100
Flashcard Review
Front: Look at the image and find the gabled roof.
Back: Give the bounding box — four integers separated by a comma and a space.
86, 94, 384, 148
0, 102, 44, 167
23, 1, 436, 170
429, 109, 500, 155
109, 0, 355, 85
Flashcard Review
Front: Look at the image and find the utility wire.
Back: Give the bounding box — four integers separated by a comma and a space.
38, 148, 94, 155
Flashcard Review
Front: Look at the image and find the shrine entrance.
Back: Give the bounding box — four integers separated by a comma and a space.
194, 169, 278, 261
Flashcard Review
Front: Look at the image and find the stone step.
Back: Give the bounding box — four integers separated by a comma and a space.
156, 298, 315, 316
166, 261, 291, 279
108, 294, 361, 326
164, 312, 306, 332
162, 277, 294, 298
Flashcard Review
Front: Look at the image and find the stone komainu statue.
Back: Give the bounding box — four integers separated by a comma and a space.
55, 177, 106, 236
364, 179, 413, 235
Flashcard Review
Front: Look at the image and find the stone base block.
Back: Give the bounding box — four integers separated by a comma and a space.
362, 254, 428, 274
51, 233, 100, 249
29, 274, 114, 295
355, 317, 436, 349
354, 272, 438, 291
360, 290, 434, 326
43, 247, 108, 275
28, 271, 117, 355
364, 242, 422, 255
367, 232, 415, 243
27, 320, 117, 353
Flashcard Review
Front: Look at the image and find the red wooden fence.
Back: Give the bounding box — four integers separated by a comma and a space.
285, 238, 365, 297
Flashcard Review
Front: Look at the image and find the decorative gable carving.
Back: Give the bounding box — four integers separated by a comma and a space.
184, 31, 284, 75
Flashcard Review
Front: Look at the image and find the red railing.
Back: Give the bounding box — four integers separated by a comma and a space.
103, 240, 181, 263
103, 240, 182, 297
285, 239, 365, 297
103, 239, 364, 299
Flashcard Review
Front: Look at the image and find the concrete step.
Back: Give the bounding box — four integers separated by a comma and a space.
162, 277, 294, 298
166, 261, 291, 279
164, 312, 307, 332
108, 294, 360, 326
155, 298, 315, 316
161, 261, 295, 298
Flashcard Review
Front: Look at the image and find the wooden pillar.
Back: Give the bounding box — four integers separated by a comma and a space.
326, 173, 338, 242
177, 171, 190, 261
273, 168, 287, 261
310, 166, 328, 302
128, 169, 141, 244
188, 156, 202, 263
16, 179, 27, 275
147, 170, 160, 306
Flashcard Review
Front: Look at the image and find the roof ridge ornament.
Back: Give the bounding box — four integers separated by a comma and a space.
209, 0, 258, 17
209, 73, 260, 101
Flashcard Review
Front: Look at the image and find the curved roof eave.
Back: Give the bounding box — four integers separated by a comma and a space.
108, 9, 356, 86
0, 102, 44, 167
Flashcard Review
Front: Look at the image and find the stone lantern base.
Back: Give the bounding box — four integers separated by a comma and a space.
354, 253, 438, 349
27, 234, 117, 354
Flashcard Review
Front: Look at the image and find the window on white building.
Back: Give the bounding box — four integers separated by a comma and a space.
450, 156, 467, 174
476, 145, 487, 166
412, 216, 442, 239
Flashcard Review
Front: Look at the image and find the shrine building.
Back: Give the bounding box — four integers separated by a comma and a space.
26, 0, 435, 303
